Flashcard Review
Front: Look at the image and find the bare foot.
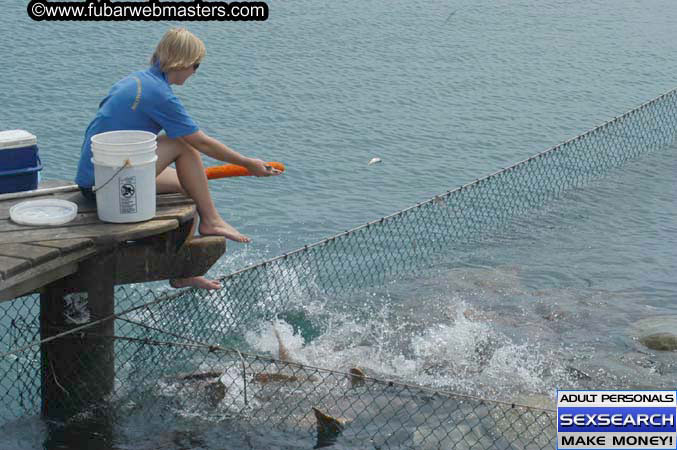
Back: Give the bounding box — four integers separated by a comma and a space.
170, 276, 222, 290
199, 218, 251, 243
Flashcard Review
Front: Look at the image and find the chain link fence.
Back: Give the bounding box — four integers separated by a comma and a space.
2, 313, 558, 449
1, 87, 676, 448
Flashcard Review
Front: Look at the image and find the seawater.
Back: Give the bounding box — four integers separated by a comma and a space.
1, 0, 677, 448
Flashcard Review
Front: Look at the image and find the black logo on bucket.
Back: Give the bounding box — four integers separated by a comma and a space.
119, 176, 137, 214
121, 184, 135, 198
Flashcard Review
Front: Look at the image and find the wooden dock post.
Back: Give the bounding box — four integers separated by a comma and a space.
40, 249, 115, 419
1, 187, 225, 427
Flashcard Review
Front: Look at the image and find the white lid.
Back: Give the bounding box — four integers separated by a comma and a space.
10, 199, 78, 226
0, 130, 37, 150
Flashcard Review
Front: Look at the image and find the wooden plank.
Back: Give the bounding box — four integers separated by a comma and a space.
158, 193, 195, 204
0, 243, 60, 264
0, 214, 99, 232
45, 194, 194, 216
0, 191, 88, 217
41, 193, 194, 215
158, 203, 195, 224
0, 247, 98, 301
127, 217, 195, 254
89, 218, 182, 245
0, 255, 32, 280
0, 219, 179, 246
112, 236, 225, 284
0, 190, 194, 219
49, 198, 194, 218
0, 261, 77, 302
73, 195, 194, 214
0, 203, 195, 233
0, 178, 197, 296
0, 190, 90, 219
0, 203, 193, 234
32, 238, 94, 253
157, 193, 188, 201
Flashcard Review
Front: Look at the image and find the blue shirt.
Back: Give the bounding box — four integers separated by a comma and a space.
75, 64, 199, 187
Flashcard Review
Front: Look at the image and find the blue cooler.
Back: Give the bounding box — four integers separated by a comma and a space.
0, 130, 42, 194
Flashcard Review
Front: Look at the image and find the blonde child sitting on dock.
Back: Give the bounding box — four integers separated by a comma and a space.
75, 28, 280, 290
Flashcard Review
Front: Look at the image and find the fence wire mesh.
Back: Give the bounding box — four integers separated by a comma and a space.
4, 315, 557, 449
1, 87, 676, 448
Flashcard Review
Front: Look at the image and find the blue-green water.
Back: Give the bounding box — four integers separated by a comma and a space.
1, 0, 677, 448
3, 0, 677, 263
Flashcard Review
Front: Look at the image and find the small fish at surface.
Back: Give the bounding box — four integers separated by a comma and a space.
180, 371, 223, 381
445, 9, 458, 23
564, 366, 592, 381
253, 371, 319, 384
253, 372, 300, 383
174, 370, 226, 408
368, 157, 382, 165
272, 323, 291, 361
313, 406, 351, 445
253, 323, 323, 384
349, 367, 366, 388
204, 379, 227, 406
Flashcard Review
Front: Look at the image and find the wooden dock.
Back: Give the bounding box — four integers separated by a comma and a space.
0, 180, 226, 418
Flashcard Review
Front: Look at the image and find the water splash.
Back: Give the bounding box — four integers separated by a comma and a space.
243, 291, 570, 402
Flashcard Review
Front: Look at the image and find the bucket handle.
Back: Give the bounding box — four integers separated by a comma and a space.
0, 156, 42, 177
92, 159, 132, 193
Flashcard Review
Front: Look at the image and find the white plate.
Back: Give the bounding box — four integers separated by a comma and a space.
9, 199, 78, 226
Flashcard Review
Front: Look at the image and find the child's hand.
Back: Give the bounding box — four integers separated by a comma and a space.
246, 158, 282, 177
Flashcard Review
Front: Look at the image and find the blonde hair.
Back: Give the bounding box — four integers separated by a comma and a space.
151, 28, 206, 72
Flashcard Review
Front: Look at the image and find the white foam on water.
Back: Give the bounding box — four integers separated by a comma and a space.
245, 319, 306, 361
243, 294, 566, 401
480, 343, 555, 394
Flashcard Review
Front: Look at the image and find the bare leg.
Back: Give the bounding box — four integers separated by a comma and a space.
155, 136, 243, 290
156, 167, 186, 195
155, 135, 251, 243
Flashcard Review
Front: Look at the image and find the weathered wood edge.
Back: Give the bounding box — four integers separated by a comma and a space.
0, 239, 95, 281
0, 203, 195, 233
0, 191, 195, 219
0, 247, 99, 302
0, 219, 180, 246
98, 236, 225, 285
0, 244, 62, 266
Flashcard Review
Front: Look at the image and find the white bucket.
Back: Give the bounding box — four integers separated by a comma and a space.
92, 156, 157, 223
91, 130, 157, 166
92, 148, 157, 166
91, 130, 157, 151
